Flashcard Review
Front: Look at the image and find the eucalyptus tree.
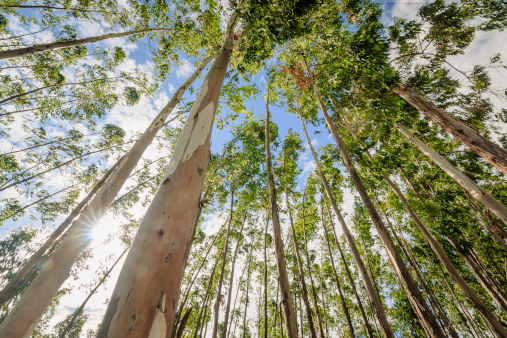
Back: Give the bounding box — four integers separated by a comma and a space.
0, 24, 220, 338
331, 105, 507, 335
265, 90, 298, 337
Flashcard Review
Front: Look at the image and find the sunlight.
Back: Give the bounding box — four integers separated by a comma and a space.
90, 224, 111, 243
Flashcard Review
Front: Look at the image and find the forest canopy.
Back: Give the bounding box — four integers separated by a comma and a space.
0, 0, 506, 337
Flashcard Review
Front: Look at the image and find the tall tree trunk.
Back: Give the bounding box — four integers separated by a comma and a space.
58, 246, 129, 338
320, 202, 356, 337
222, 208, 248, 338
0, 28, 170, 61
265, 90, 298, 337
299, 114, 394, 337
0, 50, 218, 338
384, 176, 507, 336
467, 193, 507, 251
377, 204, 456, 337
212, 186, 235, 338
285, 187, 318, 338
243, 244, 253, 338
393, 84, 507, 174
396, 124, 507, 225
0, 140, 131, 192
323, 201, 374, 338
176, 306, 193, 338
437, 264, 487, 338
448, 237, 507, 314
263, 212, 269, 338
228, 255, 247, 338
343, 109, 507, 335
0, 154, 123, 308
194, 247, 223, 338
174, 233, 221, 334
94, 16, 238, 336
307, 73, 445, 337
300, 198, 325, 338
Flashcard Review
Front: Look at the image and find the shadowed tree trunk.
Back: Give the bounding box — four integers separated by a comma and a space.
285, 186, 318, 338
323, 201, 374, 338
394, 84, 507, 174
212, 186, 235, 338
265, 89, 298, 337
176, 306, 193, 338
222, 208, 248, 338
307, 70, 445, 337
299, 114, 394, 337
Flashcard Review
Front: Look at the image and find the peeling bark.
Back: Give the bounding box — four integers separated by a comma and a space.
0, 51, 217, 338
95, 16, 237, 337
394, 84, 507, 174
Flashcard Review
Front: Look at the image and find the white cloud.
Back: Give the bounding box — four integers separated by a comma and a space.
176, 60, 194, 78
201, 212, 227, 235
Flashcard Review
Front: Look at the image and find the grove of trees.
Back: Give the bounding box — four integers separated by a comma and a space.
0, 0, 505, 337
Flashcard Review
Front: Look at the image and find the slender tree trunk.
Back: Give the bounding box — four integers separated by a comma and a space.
437, 264, 486, 338
174, 233, 220, 335
221, 208, 248, 338
228, 258, 246, 338
0, 134, 81, 156
1, 5, 113, 13
263, 212, 269, 338
176, 306, 193, 338
341, 108, 507, 334
448, 237, 507, 314
212, 186, 235, 338
265, 89, 298, 337
0, 140, 132, 192
243, 245, 253, 338
324, 201, 374, 338
393, 84, 507, 174
58, 246, 129, 338
0, 156, 122, 308
467, 193, 507, 251
285, 187, 318, 338
299, 115, 394, 337
0, 183, 79, 222
0, 76, 122, 105
390, 218, 460, 338
396, 124, 507, 225
0, 50, 218, 338
378, 205, 455, 337
306, 74, 445, 337
0, 28, 171, 61
384, 175, 507, 335
195, 247, 223, 338
94, 17, 237, 337
320, 203, 355, 337
300, 211, 325, 338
